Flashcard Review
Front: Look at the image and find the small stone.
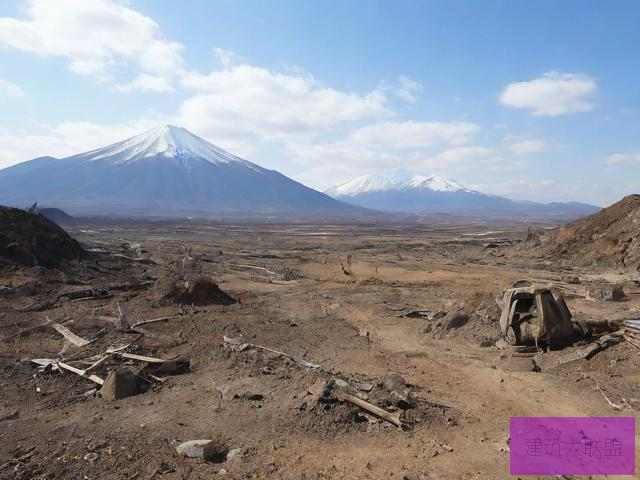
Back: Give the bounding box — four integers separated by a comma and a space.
382, 373, 406, 393
226, 448, 244, 461
442, 444, 454, 452
100, 368, 141, 401
176, 438, 228, 463
83, 452, 99, 462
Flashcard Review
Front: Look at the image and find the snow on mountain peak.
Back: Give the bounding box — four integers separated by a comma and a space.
326, 170, 472, 197
82, 125, 251, 167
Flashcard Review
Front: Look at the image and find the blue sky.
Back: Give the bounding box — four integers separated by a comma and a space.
0, 0, 638, 206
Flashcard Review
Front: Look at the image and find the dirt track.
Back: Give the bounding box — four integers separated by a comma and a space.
1, 222, 639, 479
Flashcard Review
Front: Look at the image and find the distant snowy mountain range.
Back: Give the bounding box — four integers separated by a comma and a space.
0, 125, 362, 217
0, 126, 599, 219
325, 170, 599, 218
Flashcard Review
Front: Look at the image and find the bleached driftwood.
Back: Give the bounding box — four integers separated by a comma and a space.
224, 335, 319, 369
117, 301, 130, 331
50, 322, 90, 347
130, 315, 180, 329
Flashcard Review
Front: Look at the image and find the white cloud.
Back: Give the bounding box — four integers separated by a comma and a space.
499, 72, 597, 116
212, 47, 242, 67
606, 153, 640, 165
349, 121, 479, 149
508, 139, 548, 155
178, 64, 391, 142
0, 119, 162, 169
412, 146, 493, 169
472, 179, 563, 199
0, 0, 183, 81
406, 146, 495, 171
393, 76, 422, 104
115, 74, 176, 94
0, 78, 25, 97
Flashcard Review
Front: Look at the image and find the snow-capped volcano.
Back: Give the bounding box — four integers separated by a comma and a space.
325, 170, 473, 197
326, 169, 599, 218
83, 125, 257, 168
0, 125, 362, 217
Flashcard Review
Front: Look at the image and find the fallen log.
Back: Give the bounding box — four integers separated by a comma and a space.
224, 335, 319, 369
50, 322, 90, 347
108, 351, 171, 364
117, 301, 130, 331
84, 355, 110, 373
32, 359, 105, 386
596, 385, 624, 411
334, 388, 403, 427
130, 315, 180, 330
226, 263, 279, 276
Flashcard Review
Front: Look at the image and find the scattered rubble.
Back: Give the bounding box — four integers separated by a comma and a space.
1, 212, 639, 479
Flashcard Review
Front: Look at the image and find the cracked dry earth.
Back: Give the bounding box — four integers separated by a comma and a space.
1, 222, 639, 479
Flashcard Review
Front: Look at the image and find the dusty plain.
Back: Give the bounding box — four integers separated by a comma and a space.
1, 220, 639, 479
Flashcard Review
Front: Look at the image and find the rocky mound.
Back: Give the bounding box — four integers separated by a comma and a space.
0, 206, 84, 268
156, 275, 236, 306
534, 194, 640, 270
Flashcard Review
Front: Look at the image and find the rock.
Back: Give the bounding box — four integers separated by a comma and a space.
355, 382, 374, 392
561, 274, 580, 284
176, 438, 228, 463
588, 283, 625, 302
226, 448, 244, 461
100, 368, 142, 401
83, 452, 99, 462
333, 378, 349, 389
382, 372, 406, 393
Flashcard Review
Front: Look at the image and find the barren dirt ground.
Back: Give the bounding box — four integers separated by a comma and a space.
1, 222, 639, 479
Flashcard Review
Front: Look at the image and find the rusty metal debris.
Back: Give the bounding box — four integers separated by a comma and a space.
498, 285, 577, 347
